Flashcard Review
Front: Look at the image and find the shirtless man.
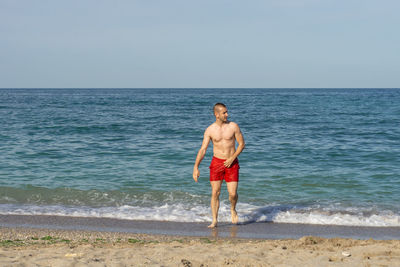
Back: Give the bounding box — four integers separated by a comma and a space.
193, 103, 245, 228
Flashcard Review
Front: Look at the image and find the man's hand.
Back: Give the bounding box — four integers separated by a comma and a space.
224, 157, 235, 168
193, 168, 200, 182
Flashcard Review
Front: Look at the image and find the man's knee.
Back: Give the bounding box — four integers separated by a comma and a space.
212, 190, 221, 198
229, 192, 238, 201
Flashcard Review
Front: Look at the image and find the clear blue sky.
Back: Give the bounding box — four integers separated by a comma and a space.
1, 0, 399, 88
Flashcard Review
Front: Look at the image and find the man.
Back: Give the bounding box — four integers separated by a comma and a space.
193, 103, 245, 228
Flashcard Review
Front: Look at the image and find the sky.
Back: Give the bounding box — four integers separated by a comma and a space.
0, 0, 399, 88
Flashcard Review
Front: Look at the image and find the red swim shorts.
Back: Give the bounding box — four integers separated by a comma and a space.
209, 156, 239, 182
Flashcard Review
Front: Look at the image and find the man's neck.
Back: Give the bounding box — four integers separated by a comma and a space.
215, 120, 227, 126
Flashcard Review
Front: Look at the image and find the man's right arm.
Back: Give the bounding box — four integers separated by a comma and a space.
193, 129, 211, 182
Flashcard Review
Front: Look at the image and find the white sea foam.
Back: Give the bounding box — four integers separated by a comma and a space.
241, 205, 400, 227
0, 203, 212, 222
1, 203, 400, 227
272, 210, 400, 226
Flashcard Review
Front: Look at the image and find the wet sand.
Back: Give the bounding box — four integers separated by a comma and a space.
1, 214, 400, 266
2, 214, 400, 240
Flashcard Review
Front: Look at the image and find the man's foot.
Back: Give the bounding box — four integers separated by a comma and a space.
231, 209, 238, 224
208, 221, 218, 228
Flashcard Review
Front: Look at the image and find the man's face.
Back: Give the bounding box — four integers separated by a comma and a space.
216, 107, 228, 122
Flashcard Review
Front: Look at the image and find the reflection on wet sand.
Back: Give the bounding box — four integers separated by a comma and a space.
210, 225, 238, 238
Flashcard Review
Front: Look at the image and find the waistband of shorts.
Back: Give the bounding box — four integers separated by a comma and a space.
212, 156, 238, 162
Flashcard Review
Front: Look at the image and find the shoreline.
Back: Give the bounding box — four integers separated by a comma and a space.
2, 214, 400, 240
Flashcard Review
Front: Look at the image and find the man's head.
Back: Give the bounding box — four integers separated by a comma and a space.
213, 103, 228, 122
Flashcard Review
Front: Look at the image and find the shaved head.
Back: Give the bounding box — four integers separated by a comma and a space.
213, 103, 226, 114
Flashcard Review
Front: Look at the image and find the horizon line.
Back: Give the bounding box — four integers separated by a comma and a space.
1, 87, 399, 90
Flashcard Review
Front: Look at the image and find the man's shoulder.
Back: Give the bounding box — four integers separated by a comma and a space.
205, 123, 216, 133
227, 121, 239, 129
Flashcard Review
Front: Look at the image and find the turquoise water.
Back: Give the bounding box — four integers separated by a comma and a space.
1, 88, 399, 226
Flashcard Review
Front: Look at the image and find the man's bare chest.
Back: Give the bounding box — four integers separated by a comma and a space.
211, 129, 234, 143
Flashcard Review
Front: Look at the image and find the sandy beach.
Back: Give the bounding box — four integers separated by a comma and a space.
1, 226, 400, 267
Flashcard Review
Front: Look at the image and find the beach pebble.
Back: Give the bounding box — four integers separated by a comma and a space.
341, 251, 351, 257
181, 259, 192, 267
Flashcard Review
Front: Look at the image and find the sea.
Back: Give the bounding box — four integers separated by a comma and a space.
1, 88, 399, 227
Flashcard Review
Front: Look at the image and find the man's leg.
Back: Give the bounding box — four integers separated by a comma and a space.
209, 180, 223, 228
227, 182, 239, 224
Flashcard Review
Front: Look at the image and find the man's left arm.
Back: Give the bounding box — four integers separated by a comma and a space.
224, 124, 245, 167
